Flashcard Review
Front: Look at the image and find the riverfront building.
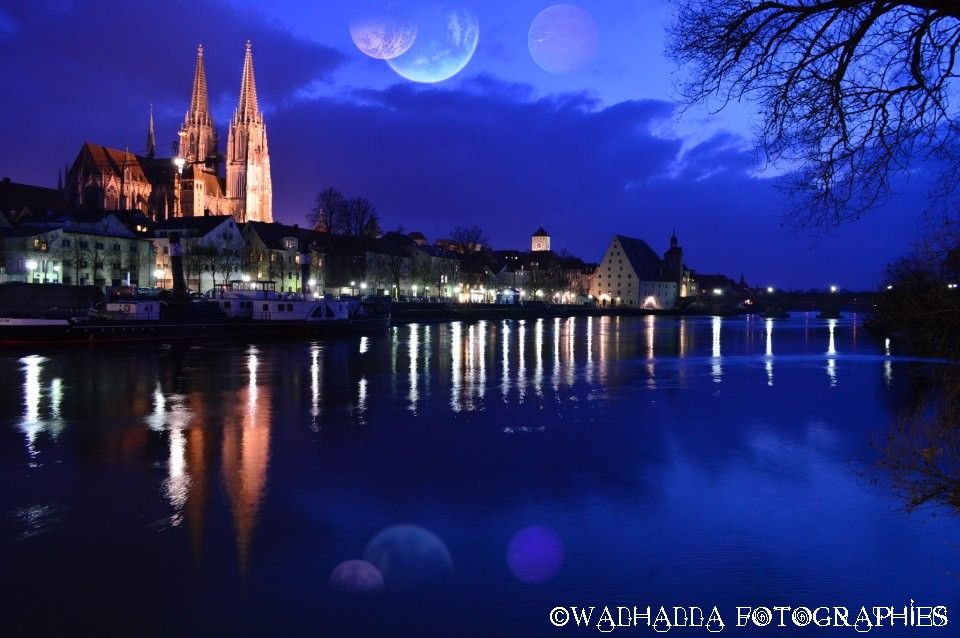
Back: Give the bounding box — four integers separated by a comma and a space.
591, 234, 681, 308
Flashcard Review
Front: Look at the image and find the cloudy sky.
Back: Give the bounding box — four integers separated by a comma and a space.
0, 0, 929, 289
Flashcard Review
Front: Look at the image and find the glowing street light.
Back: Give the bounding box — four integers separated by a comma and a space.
829, 285, 838, 293
766, 286, 775, 294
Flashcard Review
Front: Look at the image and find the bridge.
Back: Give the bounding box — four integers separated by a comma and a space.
750, 290, 876, 317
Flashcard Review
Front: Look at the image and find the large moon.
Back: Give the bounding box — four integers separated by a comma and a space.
387, 4, 479, 83
350, 4, 417, 60
528, 4, 599, 74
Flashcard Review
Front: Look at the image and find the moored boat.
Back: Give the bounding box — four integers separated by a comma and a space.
210, 280, 391, 337
0, 281, 390, 345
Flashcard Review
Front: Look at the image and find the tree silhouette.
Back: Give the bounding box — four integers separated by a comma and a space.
339, 197, 380, 238
450, 224, 487, 254
309, 187, 346, 233
668, 1, 960, 228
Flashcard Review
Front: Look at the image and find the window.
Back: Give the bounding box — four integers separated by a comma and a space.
62, 239, 71, 248
113, 244, 121, 252
129, 246, 138, 253
79, 240, 89, 249
95, 242, 104, 250
163, 246, 169, 255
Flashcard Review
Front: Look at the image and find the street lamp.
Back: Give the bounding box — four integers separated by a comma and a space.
26, 259, 37, 283
829, 285, 838, 293
154, 268, 165, 288
173, 157, 186, 217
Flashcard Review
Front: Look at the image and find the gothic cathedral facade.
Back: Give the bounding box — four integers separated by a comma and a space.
177, 41, 273, 223
66, 42, 272, 224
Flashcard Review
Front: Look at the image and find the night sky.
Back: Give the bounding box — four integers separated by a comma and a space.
0, 1, 929, 290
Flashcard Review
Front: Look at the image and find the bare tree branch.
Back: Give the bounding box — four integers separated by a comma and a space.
668, 0, 960, 228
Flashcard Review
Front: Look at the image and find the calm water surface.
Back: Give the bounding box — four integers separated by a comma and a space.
1, 314, 958, 636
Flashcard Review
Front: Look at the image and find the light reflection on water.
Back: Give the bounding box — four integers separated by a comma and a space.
1, 314, 958, 636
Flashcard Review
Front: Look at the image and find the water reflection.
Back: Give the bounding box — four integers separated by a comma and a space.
884, 337, 893, 387
501, 321, 510, 401
18, 355, 65, 458
827, 318, 838, 388
4, 313, 957, 636
879, 367, 960, 515
765, 318, 774, 387
711, 316, 722, 386
222, 346, 271, 575
311, 343, 322, 429
408, 324, 419, 411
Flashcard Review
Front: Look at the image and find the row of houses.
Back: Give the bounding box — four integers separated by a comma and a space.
1, 177, 746, 307
0, 178, 597, 300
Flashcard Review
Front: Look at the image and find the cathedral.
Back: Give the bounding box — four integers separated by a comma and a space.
66, 42, 273, 224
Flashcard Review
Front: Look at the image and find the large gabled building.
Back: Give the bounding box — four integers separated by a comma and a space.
591, 234, 678, 308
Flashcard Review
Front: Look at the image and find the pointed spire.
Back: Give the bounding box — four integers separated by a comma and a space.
189, 44, 211, 121
146, 104, 156, 159
236, 40, 260, 122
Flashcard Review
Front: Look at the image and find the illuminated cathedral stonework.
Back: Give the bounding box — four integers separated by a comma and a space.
178, 41, 273, 223
66, 42, 273, 224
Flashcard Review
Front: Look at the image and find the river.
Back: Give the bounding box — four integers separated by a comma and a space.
1, 314, 956, 636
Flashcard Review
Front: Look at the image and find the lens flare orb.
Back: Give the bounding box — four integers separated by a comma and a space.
507, 525, 565, 584
528, 4, 599, 74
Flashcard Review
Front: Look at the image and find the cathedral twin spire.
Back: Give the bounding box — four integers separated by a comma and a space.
235, 41, 260, 123
189, 44, 212, 122
174, 41, 272, 223
179, 43, 218, 167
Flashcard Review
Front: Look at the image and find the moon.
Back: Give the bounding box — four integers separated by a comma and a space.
350, 4, 417, 60
528, 4, 599, 74
387, 4, 479, 83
